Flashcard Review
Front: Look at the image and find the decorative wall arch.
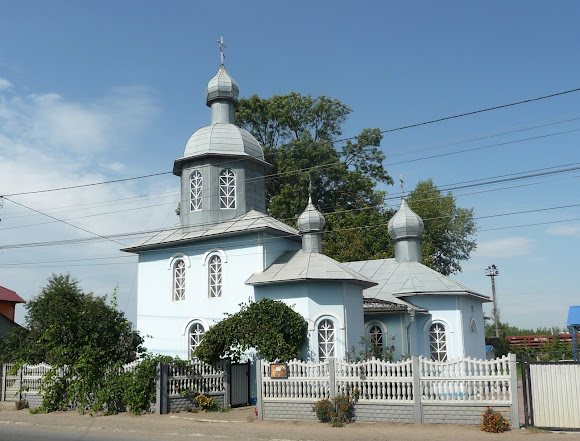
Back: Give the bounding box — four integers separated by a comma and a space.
167, 252, 191, 269
309, 311, 344, 331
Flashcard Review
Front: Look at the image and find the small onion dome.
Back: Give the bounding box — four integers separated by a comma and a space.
206, 64, 239, 106
297, 196, 325, 233
388, 199, 424, 240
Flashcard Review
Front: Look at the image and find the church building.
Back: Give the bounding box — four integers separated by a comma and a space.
121, 59, 489, 373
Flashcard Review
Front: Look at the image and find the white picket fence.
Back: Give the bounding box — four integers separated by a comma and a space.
166, 360, 227, 396
261, 355, 513, 403
0, 361, 142, 401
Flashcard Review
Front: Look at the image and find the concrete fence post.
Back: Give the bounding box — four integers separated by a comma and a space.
328, 358, 336, 399
224, 360, 231, 409
18, 365, 23, 401
509, 353, 521, 429
256, 360, 263, 420
412, 357, 421, 423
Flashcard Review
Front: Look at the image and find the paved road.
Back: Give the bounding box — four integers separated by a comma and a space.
0, 426, 151, 441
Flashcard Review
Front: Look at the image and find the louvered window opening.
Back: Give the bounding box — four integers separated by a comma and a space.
429, 323, 448, 361
208, 255, 222, 298
318, 319, 335, 361
219, 169, 236, 209
173, 260, 186, 301
189, 323, 205, 358
190, 170, 203, 211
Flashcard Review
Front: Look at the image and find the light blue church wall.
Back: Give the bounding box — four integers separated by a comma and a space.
136, 232, 299, 358
362, 314, 406, 361
406, 296, 486, 360
254, 281, 364, 361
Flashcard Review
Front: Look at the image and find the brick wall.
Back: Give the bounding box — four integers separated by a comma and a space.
22, 392, 42, 409
168, 392, 225, 413
263, 401, 318, 420
422, 404, 511, 425
353, 402, 414, 423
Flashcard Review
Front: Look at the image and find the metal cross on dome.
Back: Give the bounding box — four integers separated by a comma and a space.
400, 174, 405, 198
217, 36, 227, 65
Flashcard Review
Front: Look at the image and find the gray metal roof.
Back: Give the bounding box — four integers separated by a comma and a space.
176, 123, 265, 165
388, 199, 424, 240
363, 297, 410, 311
206, 64, 239, 105
344, 259, 490, 302
245, 250, 378, 288
297, 195, 325, 233
121, 210, 299, 253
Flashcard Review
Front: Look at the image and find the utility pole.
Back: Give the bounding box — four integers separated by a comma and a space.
485, 264, 500, 338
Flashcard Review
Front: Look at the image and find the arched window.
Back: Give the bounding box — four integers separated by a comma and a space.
219, 169, 236, 209
470, 318, 478, 333
189, 323, 205, 358
208, 255, 222, 298
318, 319, 335, 361
190, 170, 203, 211
369, 325, 384, 354
173, 259, 186, 301
429, 323, 448, 362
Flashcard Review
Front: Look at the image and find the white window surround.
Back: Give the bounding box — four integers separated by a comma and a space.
423, 318, 453, 361
182, 317, 211, 336
365, 321, 387, 350
167, 253, 190, 303
309, 311, 344, 332
188, 322, 206, 359
219, 169, 236, 209
317, 319, 336, 361
429, 323, 448, 362
190, 170, 203, 212
208, 255, 222, 298
173, 259, 186, 301
202, 249, 227, 299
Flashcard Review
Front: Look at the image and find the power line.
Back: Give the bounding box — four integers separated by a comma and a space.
4, 87, 580, 199
1, 197, 127, 247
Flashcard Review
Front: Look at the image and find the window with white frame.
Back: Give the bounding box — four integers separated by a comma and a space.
318, 319, 335, 361
190, 170, 203, 211
173, 259, 186, 301
208, 255, 222, 298
219, 169, 236, 209
189, 323, 205, 358
429, 323, 448, 361
369, 324, 384, 351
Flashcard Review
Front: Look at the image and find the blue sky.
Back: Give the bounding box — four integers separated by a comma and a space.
1, 1, 579, 331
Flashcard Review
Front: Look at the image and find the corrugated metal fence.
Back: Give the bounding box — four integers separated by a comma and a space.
522, 358, 580, 430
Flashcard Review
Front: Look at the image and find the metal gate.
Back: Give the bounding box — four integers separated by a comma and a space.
522, 355, 580, 431
230, 362, 250, 407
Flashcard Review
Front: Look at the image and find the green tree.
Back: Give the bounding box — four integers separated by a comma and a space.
236, 94, 478, 275
407, 179, 477, 275
194, 299, 308, 364
236, 93, 392, 220
14, 274, 144, 365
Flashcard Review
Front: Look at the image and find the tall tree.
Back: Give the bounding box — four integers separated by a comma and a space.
407, 179, 477, 275
236, 93, 477, 274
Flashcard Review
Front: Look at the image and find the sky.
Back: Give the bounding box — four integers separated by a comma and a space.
1, 1, 579, 331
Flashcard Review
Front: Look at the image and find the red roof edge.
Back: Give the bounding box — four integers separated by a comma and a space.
0, 286, 26, 303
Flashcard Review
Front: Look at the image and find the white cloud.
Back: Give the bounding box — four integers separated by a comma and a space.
472, 237, 534, 258
0, 78, 13, 91
0, 80, 171, 326
546, 223, 580, 237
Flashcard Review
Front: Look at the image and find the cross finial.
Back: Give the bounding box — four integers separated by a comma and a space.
308, 176, 313, 204
217, 36, 227, 65
400, 174, 405, 198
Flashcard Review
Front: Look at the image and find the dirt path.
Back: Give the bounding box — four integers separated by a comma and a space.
0, 404, 577, 441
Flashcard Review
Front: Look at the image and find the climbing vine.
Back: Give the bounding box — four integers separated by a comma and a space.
193, 299, 308, 364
